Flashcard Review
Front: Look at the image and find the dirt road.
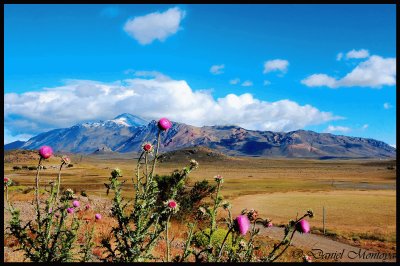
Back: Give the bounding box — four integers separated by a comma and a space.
258, 225, 396, 262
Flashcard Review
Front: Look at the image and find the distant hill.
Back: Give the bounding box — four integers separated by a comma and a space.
158, 146, 233, 163
4, 140, 26, 150
92, 145, 114, 155
6, 113, 396, 159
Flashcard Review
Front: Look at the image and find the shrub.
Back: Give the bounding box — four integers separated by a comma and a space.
155, 176, 215, 220
67, 164, 73, 168
193, 228, 235, 249
358, 232, 387, 242
13, 166, 21, 170
28, 166, 37, 170
181, 180, 216, 217
325, 229, 338, 238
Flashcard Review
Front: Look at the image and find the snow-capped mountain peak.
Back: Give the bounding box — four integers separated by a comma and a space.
110, 117, 131, 127
110, 113, 148, 127
77, 114, 148, 128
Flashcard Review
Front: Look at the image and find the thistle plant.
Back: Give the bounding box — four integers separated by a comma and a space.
100, 118, 198, 262
5, 147, 88, 262
261, 209, 314, 262
176, 174, 314, 262
79, 220, 96, 262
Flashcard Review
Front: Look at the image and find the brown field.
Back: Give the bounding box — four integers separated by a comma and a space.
3, 150, 397, 261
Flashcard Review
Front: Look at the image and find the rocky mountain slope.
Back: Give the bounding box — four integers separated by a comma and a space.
4, 114, 396, 159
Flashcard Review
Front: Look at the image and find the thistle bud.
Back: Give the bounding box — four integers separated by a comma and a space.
111, 168, 122, 179
247, 209, 258, 221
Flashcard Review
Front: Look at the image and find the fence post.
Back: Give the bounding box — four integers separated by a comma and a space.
323, 206, 326, 235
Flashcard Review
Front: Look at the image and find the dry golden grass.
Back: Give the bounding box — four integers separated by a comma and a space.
4, 152, 396, 261
4, 155, 396, 198
229, 190, 396, 242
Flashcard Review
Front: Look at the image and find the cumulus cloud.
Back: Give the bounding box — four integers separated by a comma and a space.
336, 52, 343, 61
301, 74, 337, 88
229, 78, 240, 85
123, 7, 186, 45
263, 59, 289, 74
241, 80, 253, 87
346, 49, 370, 59
362, 124, 369, 130
324, 125, 351, 133
302, 55, 396, 88
4, 75, 340, 139
210, 64, 225, 75
383, 102, 392, 109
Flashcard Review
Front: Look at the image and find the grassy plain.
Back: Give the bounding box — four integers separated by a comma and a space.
4, 150, 397, 257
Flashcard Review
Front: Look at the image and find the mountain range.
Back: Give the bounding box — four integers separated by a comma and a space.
4, 113, 396, 159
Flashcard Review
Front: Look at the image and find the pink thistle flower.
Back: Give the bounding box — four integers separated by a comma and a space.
48, 207, 53, 213
72, 200, 80, 208
95, 213, 102, 220
67, 207, 74, 214
39, 146, 53, 159
157, 118, 172, 131
267, 222, 273, 227
142, 143, 153, 152
234, 215, 251, 235
61, 156, 70, 165
4, 177, 12, 188
296, 219, 310, 234
214, 175, 224, 183
167, 200, 177, 209
85, 204, 91, 210
165, 199, 179, 213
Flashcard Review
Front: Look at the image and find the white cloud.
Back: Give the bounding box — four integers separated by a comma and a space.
229, 78, 240, 85
362, 124, 369, 130
325, 125, 351, 133
241, 80, 253, 87
301, 74, 337, 88
210, 64, 225, 75
4, 128, 33, 145
383, 102, 392, 109
302, 55, 396, 88
123, 7, 185, 45
263, 59, 289, 74
4, 75, 340, 140
346, 49, 370, 59
133, 70, 171, 81
336, 52, 343, 61
263, 80, 271, 86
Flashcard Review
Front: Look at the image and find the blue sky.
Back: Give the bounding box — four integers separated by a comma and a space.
4, 4, 396, 147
